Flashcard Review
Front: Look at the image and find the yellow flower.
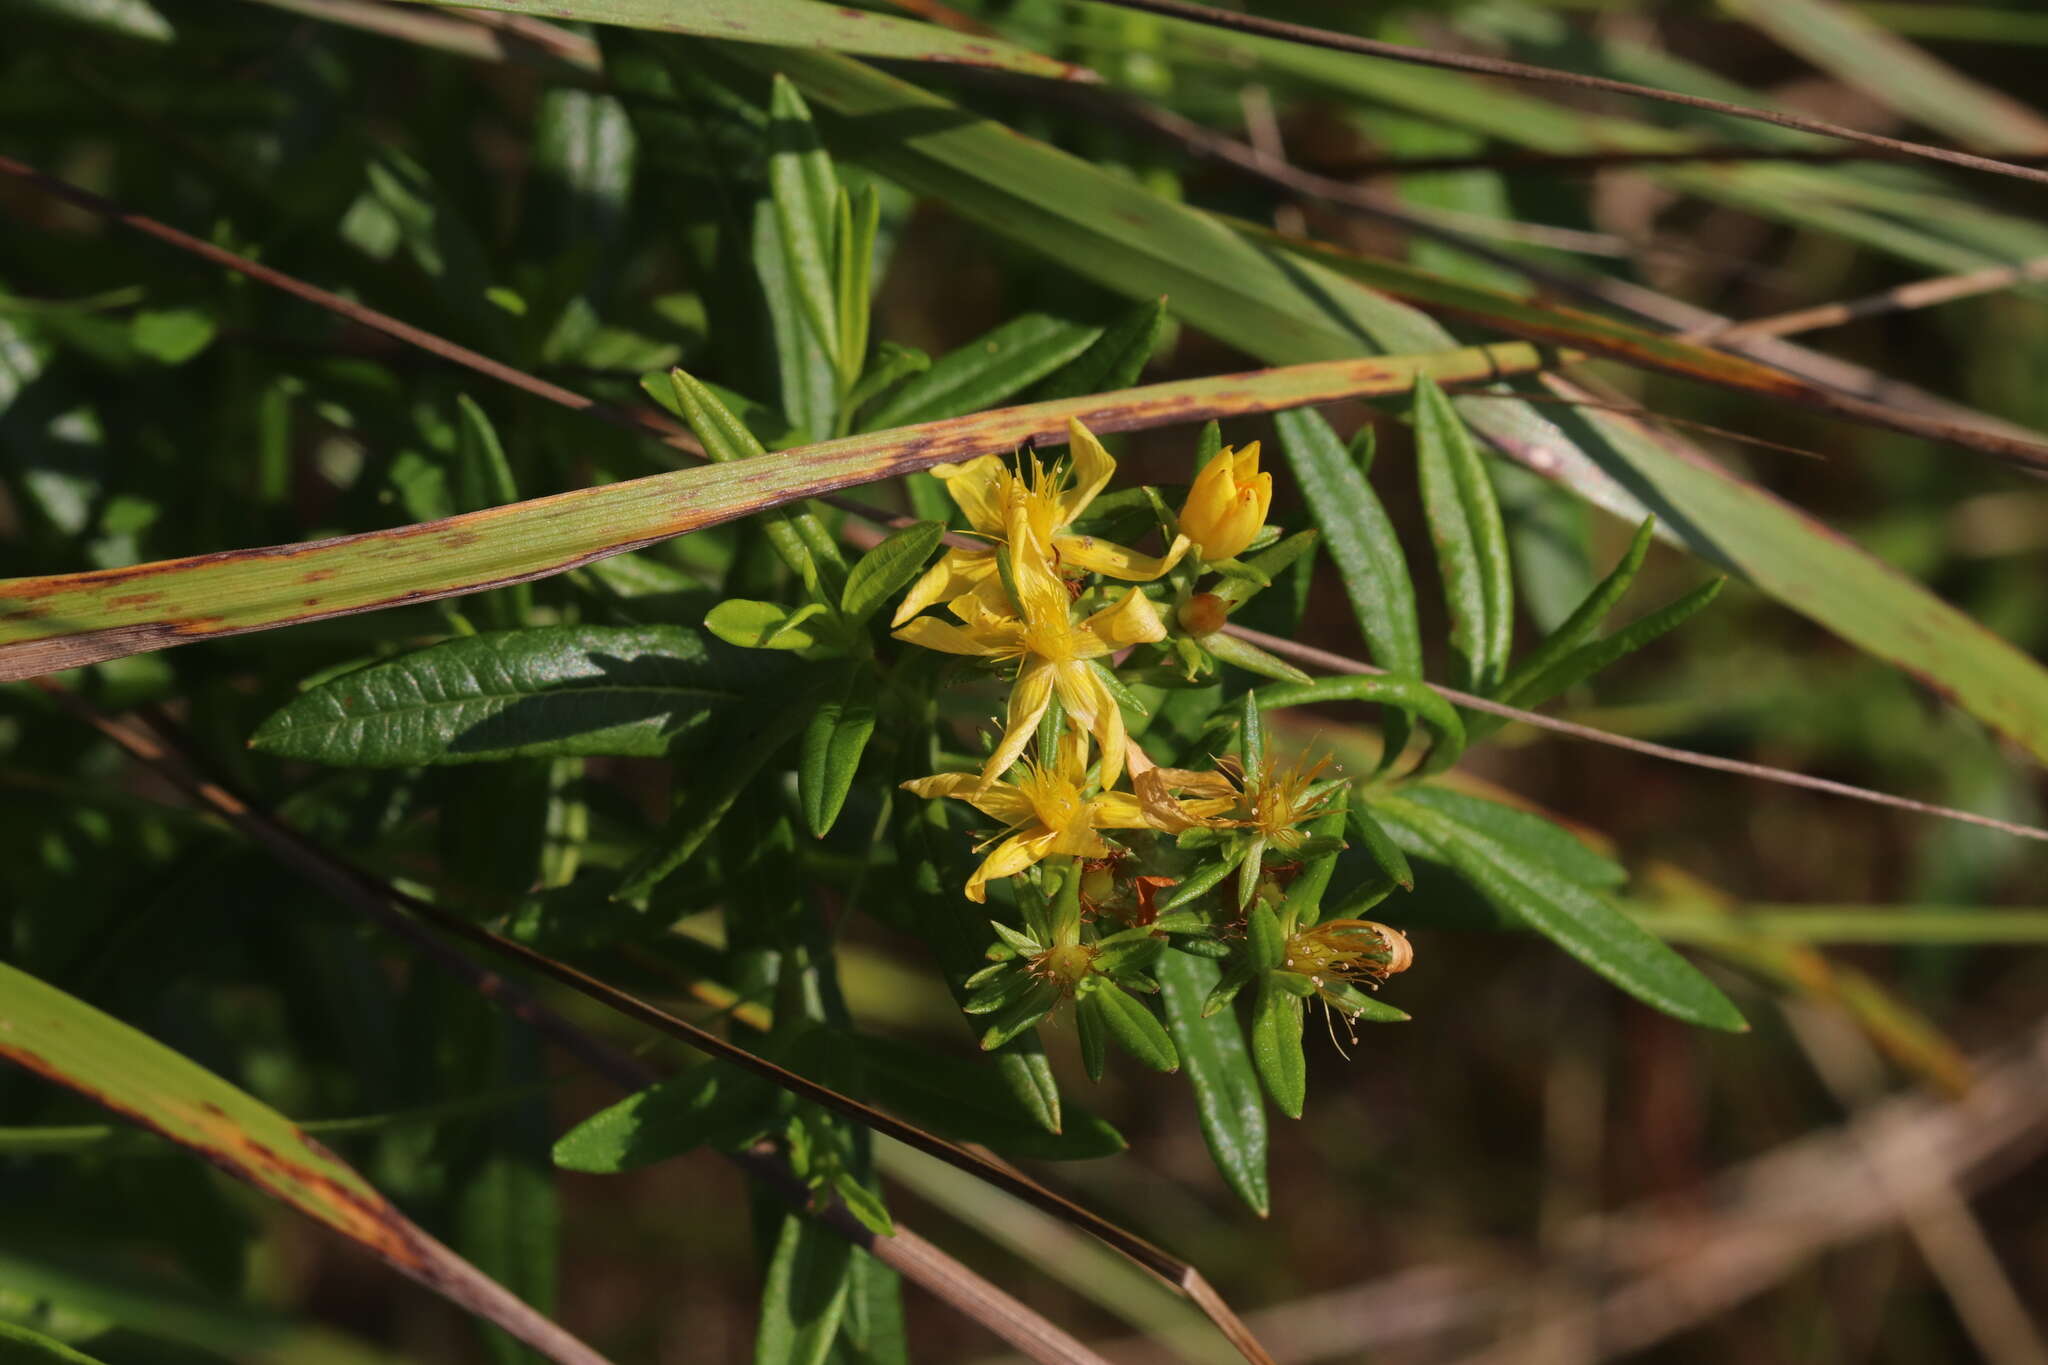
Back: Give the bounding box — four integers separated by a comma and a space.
1132, 750, 1336, 849
902, 735, 1151, 903
1178, 441, 1271, 562
1283, 919, 1414, 994
892, 529, 1165, 788
891, 418, 1188, 627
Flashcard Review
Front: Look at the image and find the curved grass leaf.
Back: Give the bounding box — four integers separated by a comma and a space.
1158, 951, 1269, 1216
1373, 794, 1746, 1031
249, 626, 782, 767
0, 1322, 109, 1364
399, 0, 1090, 80
1411, 376, 1512, 694
0, 343, 1544, 681
0, 959, 613, 1365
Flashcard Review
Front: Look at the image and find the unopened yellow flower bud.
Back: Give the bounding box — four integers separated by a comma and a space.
1178, 442, 1271, 562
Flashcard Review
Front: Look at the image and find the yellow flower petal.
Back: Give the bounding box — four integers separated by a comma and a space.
892, 616, 1000, 657
936, 456, 1008, 534
892, 549, 996, 627
1055, 531, 1190, 583
1059, 418, 1116, 525
982, 660, 1056, 786
1089, 791, 1152, 829
966, 832, 1054, 902
1075, 587, 1167, 657
900, 771, 1036, 826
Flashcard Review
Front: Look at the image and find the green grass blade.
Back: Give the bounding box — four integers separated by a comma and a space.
859, 312, 1105, 430
0, 959, 613, 1365
396, 0, 1091, 79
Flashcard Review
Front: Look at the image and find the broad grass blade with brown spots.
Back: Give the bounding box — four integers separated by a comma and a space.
0, 344, 1546, 681
0, 958, 616, 1365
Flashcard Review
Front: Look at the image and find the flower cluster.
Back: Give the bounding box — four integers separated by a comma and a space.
888, 419, 1411, 1066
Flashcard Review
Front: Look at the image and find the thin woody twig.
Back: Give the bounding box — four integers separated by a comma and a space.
1219, 624, 2048, 846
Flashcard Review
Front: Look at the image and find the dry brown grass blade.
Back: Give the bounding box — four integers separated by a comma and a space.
36, 683, 1275, 1365
1089, 0, 2048, 189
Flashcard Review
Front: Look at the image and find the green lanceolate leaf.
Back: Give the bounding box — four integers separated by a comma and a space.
1274, 407, 1420, 681
552, 1063, 772, 1173
753, 197, 839, 445
706, 598, 833, 652
1412, 376, 1512, 693
839, 1249, 908, 1365
1250, 981, 1306, 1119
859, 313, 1105, 431
1158, 952, 1269, 1215
1400, 786, 1626, 890
0, 960, 602, 1363
1245, 902, 1285, 974
835, 185, 880, 389
1499, 578, 1726, 716
755, 1210, 853, 1365
841, 520, 943, 624
400, 0, 1088, 79
1472, 517, 1654, 738
617, 701, 812, 899
1087, 981, 1179, 1073
1346, 804, 1414, 892
250, 626, 783, 767
1375, 794, 1745, 1031
1074, 991, 1109, 1083
1200, 629, 1312, 684
799, 671, 878, 837
852, 1034, 1120, 1160
1254, 674, 1467, 777
1028, 297, 1168, 401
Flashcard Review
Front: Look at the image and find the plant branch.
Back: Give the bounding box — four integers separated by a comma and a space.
32, 680, 1272, 1365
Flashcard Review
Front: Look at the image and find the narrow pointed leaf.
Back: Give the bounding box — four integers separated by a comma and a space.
799, 672, 878, 838
841, 520, 943, 624
1158, 952, 1269, 1215
0, 1323, 109, 1364
1249, 982, 1306, 1119
1399, 787, 1626, 890
1028, 297, 1168, 401
1500, 578, 1725, 716
1374, 795, 1745, 1031
1412, 376, 1512, 693
1254, 675, 1466, 777
1346, 805, 1413, 892
859, 313, 1105, 431
1087, 981, 1179, 1073
0, 959, 613, 1365
755, 1212, 852, 1365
